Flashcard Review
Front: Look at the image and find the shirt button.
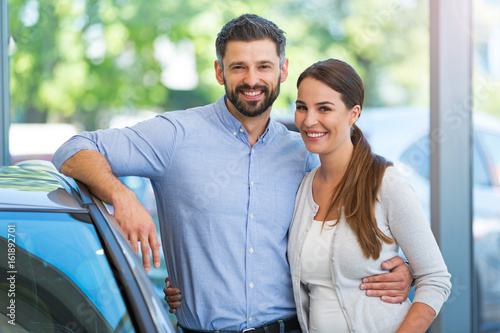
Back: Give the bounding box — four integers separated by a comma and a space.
250, 181, 254, 186
249, 317, 253, 322
249, 248, 254, 253
251, 149, 255, 154
233, 131, 237, 136
249, 283, 254, 288
250, 214, 254, 219
240, 128, 244, 133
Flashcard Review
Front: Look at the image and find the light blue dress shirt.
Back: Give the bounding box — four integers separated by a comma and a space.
52, 95, 319, 331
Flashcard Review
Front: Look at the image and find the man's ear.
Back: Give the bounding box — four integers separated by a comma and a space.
280, 58, 289, 83
215, 60, 224, 85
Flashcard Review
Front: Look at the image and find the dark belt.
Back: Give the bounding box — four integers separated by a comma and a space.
179, 316, 301, 333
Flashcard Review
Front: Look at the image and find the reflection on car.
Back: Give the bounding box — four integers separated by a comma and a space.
356, 106, 500, 333
0, 161, 175, 333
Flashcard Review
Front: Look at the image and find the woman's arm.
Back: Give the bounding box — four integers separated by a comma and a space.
381, 167, 451, 330
396, 302, 436, 333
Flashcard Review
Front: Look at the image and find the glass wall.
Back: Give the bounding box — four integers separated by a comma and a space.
473, 0, 500, 331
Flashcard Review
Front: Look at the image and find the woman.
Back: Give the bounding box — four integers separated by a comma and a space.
287, 59, 451, 333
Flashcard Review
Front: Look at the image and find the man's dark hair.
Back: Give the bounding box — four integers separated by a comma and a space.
215, 14, 286, 68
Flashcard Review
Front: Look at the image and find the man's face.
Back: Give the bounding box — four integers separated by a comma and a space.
215, 39, 288, 118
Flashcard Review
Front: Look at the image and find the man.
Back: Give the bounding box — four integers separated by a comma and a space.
53, 14, 411, 333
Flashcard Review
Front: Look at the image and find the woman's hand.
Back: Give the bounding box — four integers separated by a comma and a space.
163, 277, 182, 314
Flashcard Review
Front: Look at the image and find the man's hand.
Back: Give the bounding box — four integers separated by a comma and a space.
163, 277, 182, 314
360, 256, 413, 303
112, 189, 161, 273
59, 150, 161, 272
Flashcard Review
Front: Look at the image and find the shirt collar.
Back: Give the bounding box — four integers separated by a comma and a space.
215, 95, 276, 146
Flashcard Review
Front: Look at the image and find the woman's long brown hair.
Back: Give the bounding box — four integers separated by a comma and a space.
297, 59, 394, 260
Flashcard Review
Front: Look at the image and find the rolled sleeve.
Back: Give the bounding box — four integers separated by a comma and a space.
52, 115, 177, 180
52, 134, 102, 171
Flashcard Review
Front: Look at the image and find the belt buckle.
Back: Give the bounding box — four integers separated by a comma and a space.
242, 329, 255, 333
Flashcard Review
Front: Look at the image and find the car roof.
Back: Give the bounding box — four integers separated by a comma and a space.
0, 162, 87, 212
357, 106, 429, 157
357, 106, 500, 158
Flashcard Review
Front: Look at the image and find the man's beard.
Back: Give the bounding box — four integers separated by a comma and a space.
225, 77, 281, 118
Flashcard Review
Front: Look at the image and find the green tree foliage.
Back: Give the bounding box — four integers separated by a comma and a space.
9, 0, 430, 130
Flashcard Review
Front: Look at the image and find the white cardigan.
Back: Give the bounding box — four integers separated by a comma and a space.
287, 166, 451, 333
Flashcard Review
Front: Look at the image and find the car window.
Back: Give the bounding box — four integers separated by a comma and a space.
400, 137, 430, 179
0, 211, 136, 333
476, 130, 500, 186
400, 135, 491, 186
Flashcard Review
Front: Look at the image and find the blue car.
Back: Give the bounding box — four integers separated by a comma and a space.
0, 161, 175, 333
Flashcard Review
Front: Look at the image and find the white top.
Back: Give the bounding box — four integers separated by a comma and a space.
301, 221, 349, 333
288, 166, 452, 333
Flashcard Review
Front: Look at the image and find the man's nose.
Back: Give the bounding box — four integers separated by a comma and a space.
244, 69, 260, 87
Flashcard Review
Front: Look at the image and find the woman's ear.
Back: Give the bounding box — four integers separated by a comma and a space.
350, 105, 361, 125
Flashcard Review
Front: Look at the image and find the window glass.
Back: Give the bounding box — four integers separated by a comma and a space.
473, 135, 491, 187
400, 133, 492, 188
474, 0, 500, 330
477, 130, 500, 185
0, 211, 135, 332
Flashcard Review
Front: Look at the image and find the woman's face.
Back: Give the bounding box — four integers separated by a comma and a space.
295, 77, 359, 156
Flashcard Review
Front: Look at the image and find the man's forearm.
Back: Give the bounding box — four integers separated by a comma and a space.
60, 149, 129, 204
59, 149, 161, 271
